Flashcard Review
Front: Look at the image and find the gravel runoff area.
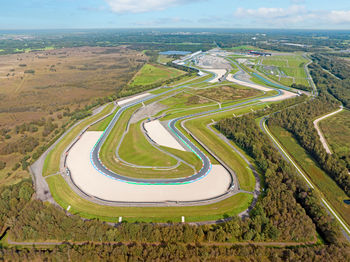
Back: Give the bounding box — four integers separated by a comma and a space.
207, 69, 227, 83
144, 120, 186, 151
67, 131, 231, 202
226, 73, 298, 102
226, 74, 271, 92
260, 90, 297, 102
313, 107, 344, 154
117, 93, 151, 106
130, 102, 167, 124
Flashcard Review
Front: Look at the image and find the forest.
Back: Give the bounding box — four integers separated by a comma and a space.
215, 116, 344, 245
310, 54, 350, 107
0, 242, 349, 261
268, 94, 350, 196
0, 120, 349, 260
1, 29, 350, 56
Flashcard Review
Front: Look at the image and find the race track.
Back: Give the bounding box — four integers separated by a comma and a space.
63, 49, 295, 203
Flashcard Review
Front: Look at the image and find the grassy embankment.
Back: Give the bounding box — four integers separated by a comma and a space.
88, 107, 118, 131
43, 103, 115, 177
46, 174, 253, 223
269, 125, 350, 227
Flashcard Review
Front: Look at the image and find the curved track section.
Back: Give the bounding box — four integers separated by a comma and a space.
90, 54, 292, 185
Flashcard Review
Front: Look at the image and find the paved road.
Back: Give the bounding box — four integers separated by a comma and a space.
313, 107, 343, 154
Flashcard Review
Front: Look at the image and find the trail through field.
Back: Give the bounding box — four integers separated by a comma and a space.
14, 75, 26, 93
313, 107, 343, 154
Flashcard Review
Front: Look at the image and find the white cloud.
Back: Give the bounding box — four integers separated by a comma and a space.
234, 5, 350, 27
105, 0, 202, 13
328, 10, 350, 24
235, 5, 307, 21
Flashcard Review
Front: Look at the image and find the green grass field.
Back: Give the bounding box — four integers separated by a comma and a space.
159, 91, 214, 108
269, 124, 350, 227
88, 107, 118, 131
258, 54, 309, 87
118, 120, 178, 167
43, 103, 115, 177
227, 45, 258, 50
319, 109, 350, 158
98, 104, 195, 179
157, 54, 174, 64
130, 63, 185, 86
46, 174, 253, 223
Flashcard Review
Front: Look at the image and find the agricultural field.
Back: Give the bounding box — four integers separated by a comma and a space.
256, 54, 309, 87
0, 46, 145, 184
130, 63, 185, 86
319, 109, 350, 165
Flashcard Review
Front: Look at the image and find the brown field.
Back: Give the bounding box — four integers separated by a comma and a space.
193, 85, 262, 103
0, 46, 146, 185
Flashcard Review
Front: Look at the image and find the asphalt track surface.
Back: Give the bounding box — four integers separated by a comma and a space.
90, 58, 286, 184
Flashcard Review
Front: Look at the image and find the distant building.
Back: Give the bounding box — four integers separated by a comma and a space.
248, 50, 272, 56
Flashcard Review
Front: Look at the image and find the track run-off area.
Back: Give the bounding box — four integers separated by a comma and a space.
32, 48, 350, 231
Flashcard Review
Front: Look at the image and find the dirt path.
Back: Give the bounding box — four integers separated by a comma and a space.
313, 107, 343, 154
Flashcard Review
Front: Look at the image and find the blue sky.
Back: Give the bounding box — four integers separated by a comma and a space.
1, 0, 350, 29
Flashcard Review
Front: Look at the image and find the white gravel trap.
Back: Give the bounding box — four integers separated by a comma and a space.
67, 131, 231, 202
144, 120, 186, 151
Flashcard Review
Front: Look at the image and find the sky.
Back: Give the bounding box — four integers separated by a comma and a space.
0, 0, 350, 30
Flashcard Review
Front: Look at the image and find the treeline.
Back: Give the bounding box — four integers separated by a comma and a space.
1, 242, 349, 261
166, 61, 199, 74
310, 55, 350, 108
10, 197, 311, 244
268, 95, 350, 196
291, 83, 312, 92
0, 179, 33, 233
216, 116, 344, 244
311, 54, 350, 80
